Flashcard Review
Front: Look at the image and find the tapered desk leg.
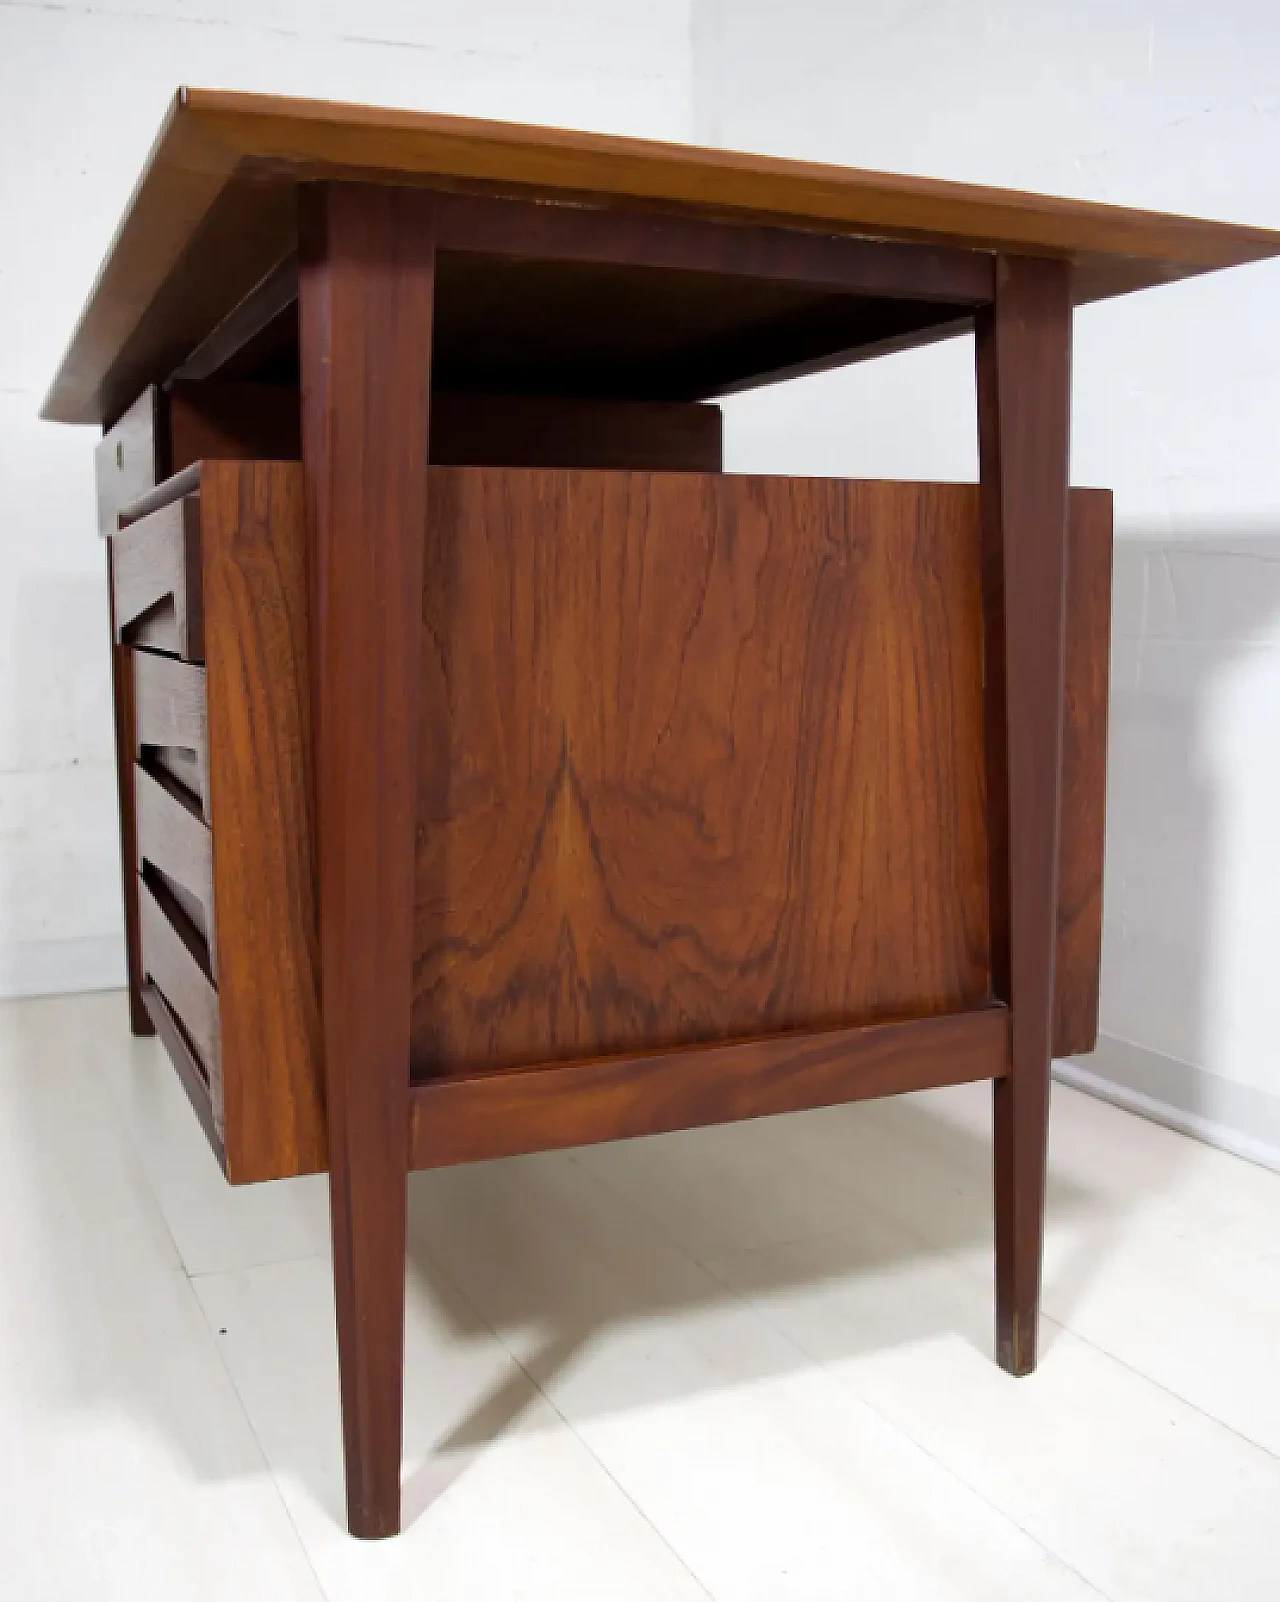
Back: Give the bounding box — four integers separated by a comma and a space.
977, 255, 1072, 1377
299, 183, 436, 1538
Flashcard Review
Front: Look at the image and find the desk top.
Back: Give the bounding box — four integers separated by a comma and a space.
44, 88, 1280, 425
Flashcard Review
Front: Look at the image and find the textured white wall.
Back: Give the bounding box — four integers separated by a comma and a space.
0, 0, 695, 996
693, 0, 1280, 1163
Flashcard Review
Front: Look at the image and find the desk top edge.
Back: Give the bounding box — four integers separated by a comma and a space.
43, 87, 1280, 425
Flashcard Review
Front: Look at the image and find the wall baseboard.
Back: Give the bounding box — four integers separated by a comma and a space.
0, 936, 126, 1001
1055, 1034, 1280, 1175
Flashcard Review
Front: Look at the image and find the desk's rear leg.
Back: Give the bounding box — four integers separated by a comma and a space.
976, 255, 1072, 1377
299, 182, 437, 1538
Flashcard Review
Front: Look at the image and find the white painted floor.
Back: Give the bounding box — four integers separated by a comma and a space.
2, 990, 1278, 1600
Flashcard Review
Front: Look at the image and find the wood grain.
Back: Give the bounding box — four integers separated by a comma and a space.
410, 1006, 1009, 1169
412, 469, 991, 1079
978, 255, 1073, 1379
111, 495, 204, 659
299, 182, 436, 1540
43, 88, 1280, 422
141, 982, 224, 1167
199, 460, 325, 1184
139, 869, 222, 1131
95, 387, 165, 536
430, 393, 723, 472
169, 378, 302, 471
131, 648, 210, 818
1055, 488, 1113, 1058
135, 760, 215, 956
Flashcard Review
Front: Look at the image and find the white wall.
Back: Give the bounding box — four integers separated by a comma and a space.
0, 0, 695, 996
693, 0, 1280, 1166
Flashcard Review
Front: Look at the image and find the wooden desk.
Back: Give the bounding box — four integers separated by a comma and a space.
44, 89, 1280, 1539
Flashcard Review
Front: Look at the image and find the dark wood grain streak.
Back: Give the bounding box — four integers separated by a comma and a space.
200, 461, 326, 1184
977, 255, 1073, 1378
413, 469, 990, 1079
1055, 489, 1113, 1057
299, 182, 436, 1540
409, 1006, 1008, 1169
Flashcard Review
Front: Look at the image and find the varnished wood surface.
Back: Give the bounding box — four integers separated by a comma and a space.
135, 760, 215, 956
96, 388, 164, 537
410, 1006, 1009, 1169
131, 648, 210, 818
44, 89, 1280, 423
1055, 488, 1113, 1058
110, 495, 204, 659
200, 461, 326, 1184
978, 255, 1073, 1379
413, 469, 991, 1079
142, 982, 224, 1167
105, 543, 154, 1036
430, 393, 723, 472
300, 183, 437, 1539
139, 870, 222, 1130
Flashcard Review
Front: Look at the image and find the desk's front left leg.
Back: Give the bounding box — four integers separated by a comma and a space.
299, 181, 436, 1539
977, 254, 1072, 1378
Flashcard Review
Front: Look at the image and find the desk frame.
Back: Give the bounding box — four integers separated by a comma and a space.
288, 180, 1071, 1537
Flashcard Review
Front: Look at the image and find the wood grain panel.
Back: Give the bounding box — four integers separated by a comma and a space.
410, 1006, 1009, 1169
111, 495, 204, 659
1055, 487, 1113, 1058
135, 761, 215, 954
139, 870, 221, 1131
132, 648, 210, 817
200, 460, 325, 1184
412, 469, 991, 1079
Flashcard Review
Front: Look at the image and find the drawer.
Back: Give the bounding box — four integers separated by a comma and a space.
139, 870, 223, 1137
132, 648, 210, 819
135, 760, 216, 968
112, 493, 205, 660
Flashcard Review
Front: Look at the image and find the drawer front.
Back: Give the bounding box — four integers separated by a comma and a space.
132, 649, 210, 819
135, 761, 216, 966
112, 495, 205, 660
138, 872, 223, 1136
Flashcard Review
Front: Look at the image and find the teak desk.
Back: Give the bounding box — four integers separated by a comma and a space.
44, 90, 1280, 1538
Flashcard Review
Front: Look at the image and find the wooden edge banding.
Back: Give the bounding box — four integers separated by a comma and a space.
409, 1006, 1009, 1170
141, 982, 226, 1172
138, 870, 223, 1136
1054, 486, 1114, 1058
119, 462, 202, 526
200, 459, 326, 1184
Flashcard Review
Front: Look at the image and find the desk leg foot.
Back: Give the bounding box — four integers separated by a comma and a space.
977, 253, 1072, 1380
